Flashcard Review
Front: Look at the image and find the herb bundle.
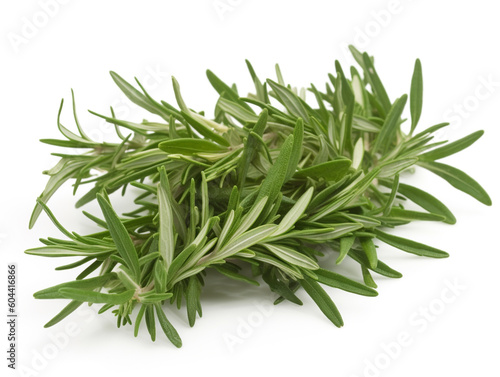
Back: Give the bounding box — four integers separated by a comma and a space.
27, 46, 491, 347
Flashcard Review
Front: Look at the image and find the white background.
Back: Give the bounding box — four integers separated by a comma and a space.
1, 1, 499, 376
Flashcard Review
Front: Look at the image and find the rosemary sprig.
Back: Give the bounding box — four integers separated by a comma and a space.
27, 45, 491, 347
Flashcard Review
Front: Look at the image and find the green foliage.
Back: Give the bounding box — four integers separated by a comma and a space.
27, 47, 491, 347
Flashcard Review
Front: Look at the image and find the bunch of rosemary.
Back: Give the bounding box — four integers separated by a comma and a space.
27, 46, 491, 347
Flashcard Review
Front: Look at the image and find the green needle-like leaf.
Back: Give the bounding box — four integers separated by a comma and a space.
255, 135, 294, 210
215, 265, 260, 286
97, 194, 141, 281
418, 160, 492, 205
186, 276, 201, 327
154, 303, 182, 348
385, 181, 457, 224
44, 301, 83, 328
360, 237, 378, 269
386, 208, 445, 222
336, 236, 355, 264
110, 71, 167, 119
373, 229, 449, 258
373, 94, 408, 155
34, 273, 117, 299
410, 59, 423, 135
267, 79, 310, 122
300, 276, 343, 327
361, 52, 392, 114
159, 138, 228, 155
285, 118, 304, 182
206, 69, 253, 112
263, 243, 319, 270
418, 130, 484, 161
295, 159, 352, 182
315, 268, 378, 297
58, 288, 135, 304
158, 167, 175, 267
